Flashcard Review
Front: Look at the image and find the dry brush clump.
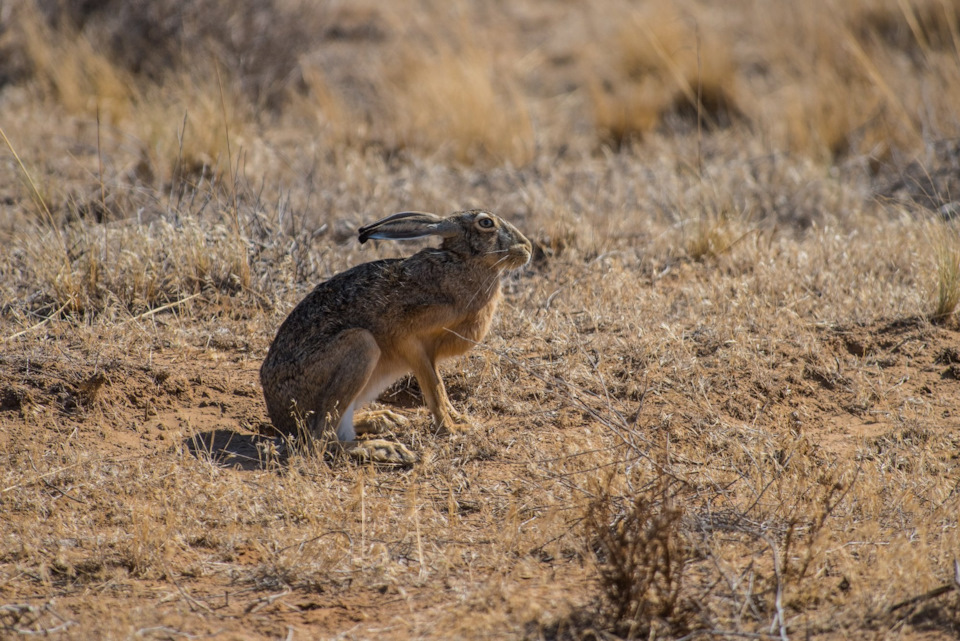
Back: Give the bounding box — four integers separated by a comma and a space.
582, 472, 694, 638
756, 0, 960, 160
540, 339, 866, 637
9, 0, 325, 109
2, 1, 261, 181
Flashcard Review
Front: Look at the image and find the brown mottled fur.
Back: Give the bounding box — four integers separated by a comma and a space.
260, 210, 531, 464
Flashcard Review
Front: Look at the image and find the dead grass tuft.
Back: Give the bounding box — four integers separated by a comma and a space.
854, 0, 960, 59
584, 473, 693, 637
589, 1, 740, 145
929, 219, 960, 323
9, 180, 268, 318
749, 0, 960, 160
685, 206, 751, 262
134, 72, 254, 182
388, 39, 535, 166
10, 3, 137, 124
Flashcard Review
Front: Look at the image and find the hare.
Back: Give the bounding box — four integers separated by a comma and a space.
260, 209, 532, 465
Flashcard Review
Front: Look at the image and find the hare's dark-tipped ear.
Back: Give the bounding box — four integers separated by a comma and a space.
358, 211, 456, 244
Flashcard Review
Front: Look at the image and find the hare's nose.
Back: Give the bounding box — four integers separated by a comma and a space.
510, 241, 532, 262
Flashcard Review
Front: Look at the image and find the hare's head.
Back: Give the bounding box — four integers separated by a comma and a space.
359, 210, 532, 272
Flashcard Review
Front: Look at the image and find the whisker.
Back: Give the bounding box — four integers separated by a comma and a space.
459, 247, 520, 308
465, 274, 498, 309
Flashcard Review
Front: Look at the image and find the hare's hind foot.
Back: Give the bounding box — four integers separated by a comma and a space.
348, 439, 418, 466
354, 409, 409, 436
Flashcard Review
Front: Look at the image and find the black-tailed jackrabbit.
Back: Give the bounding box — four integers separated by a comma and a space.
260, 210, 532, 464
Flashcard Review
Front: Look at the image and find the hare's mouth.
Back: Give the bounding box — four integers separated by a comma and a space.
484, 242, 531, 271
506, 243, 532, 268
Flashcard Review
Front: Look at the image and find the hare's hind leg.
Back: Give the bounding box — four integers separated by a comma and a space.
299, 328, 417, 465
286, 328, 379, 441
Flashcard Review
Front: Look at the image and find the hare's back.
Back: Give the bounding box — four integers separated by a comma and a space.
268, 259, 403, 352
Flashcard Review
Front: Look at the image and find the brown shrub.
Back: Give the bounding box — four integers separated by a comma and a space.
583, 475, 694, 637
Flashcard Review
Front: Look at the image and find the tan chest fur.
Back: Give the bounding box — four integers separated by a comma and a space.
431, 288, 501, 361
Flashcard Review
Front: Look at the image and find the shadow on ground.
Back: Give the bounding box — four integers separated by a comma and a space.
182, 429, 281, 471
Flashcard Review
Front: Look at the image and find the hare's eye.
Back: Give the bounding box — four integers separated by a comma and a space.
477, 217, 495, 229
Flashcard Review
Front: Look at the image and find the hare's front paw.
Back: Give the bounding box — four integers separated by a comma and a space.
349, 439, 418, 466
434, 414, 473, 436
354, 409, 409, 435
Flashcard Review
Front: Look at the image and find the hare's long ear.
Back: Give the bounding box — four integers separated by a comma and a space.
358, 211, 457, 244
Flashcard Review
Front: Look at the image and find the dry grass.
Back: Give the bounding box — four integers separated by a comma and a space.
584, 0, 960, 159
587, 0, 740, 145
929, 220, 960, 323
2, 1, 960, 639
388, 40, 535, 166
11, 3, 138, 125
583, 472, 692, 638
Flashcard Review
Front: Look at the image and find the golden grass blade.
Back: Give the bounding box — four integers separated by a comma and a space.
0, 124, 57, 231
2, 301, 70, 342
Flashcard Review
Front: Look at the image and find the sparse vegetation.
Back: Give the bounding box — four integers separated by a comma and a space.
583, 473, 693, 638
2, 0, 960, 639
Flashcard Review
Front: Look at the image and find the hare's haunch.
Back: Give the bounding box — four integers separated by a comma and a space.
260, 210, 531, 464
